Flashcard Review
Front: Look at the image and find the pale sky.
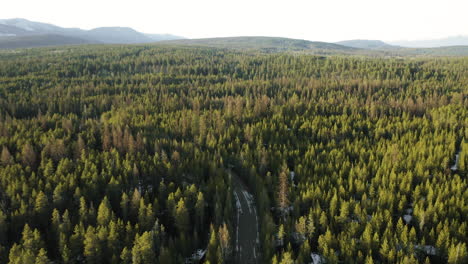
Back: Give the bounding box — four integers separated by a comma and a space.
2, 0, 467, 42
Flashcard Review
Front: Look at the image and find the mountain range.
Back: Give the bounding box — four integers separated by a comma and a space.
0, 18, 183, 48
389, 36, 468, 48
1, 18, 468, 56
335, 39, 396, 49
162, 36, 357, 52
161, 37, 468, 56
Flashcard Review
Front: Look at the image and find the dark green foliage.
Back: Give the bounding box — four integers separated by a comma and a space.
0, 45, 466, 263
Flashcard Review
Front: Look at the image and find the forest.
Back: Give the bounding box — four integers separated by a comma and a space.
0, 45, 466, 264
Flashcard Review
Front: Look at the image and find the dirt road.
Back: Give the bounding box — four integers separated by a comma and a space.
230, 170, 260, 264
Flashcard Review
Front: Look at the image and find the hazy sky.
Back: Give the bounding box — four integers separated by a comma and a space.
2, 0, 467, 42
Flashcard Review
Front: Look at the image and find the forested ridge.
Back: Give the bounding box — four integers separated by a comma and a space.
0, 45, 467, 264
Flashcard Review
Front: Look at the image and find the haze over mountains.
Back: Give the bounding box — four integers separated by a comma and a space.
335, 40, 396, 50
164, 37, 468, 56
0, 18, 183, 48
1, 18, 468, 56
163, 36, 357, 52
389, 36, 468, 48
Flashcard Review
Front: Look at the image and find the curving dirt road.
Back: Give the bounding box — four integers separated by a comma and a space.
230, 170, 260, 264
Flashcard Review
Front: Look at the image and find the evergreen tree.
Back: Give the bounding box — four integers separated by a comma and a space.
279, 251, 294, 264
97, 196, 113, 226
83, 226, 101, 264
131, 232, 155, 264
34, 248, 50, 264
21, 143, 36, 168
175, 199, 189, 233
277, 164, 290, 215
0, 146, 13, 165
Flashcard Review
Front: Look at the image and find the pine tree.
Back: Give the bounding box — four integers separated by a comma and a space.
34, 192, 49, 216
22, 225, 44, 254
131, 232, 155, 264
34, 248, 50, 264
50, 209, 61, 257
120, 192, 129, 221
102, 126, 112, 151
21, 143, 36, 168
365, 255, 374, 264
0, 210, 6, 245
277, 164, 289, 215
218, 223, 230, 259
8, 244, 30, 264
361, 223, 373, 252
195, 192, 205, 231
295, 216, 307, 238
60, 244, 71, 264
271, 255, 279, 264
306, 211, 315, 239
279, 251, 294, 264
137, 199, 148, 230
8, 225, 45, 264
83, 226, 101, 264
297, 240, 311, 263
130, 189, 141, 222
448, 242, 467, 264
277, 224, 285, 246
120, 247, 131, 264
69, 224, 84, 260
75, 135, 86, 158
0, 146, 13, 165
175, 199, 189, 233
97, 196, 113, 226
79, 197, 89, 224
206, 225, 219, 264
50, 139, 66, 162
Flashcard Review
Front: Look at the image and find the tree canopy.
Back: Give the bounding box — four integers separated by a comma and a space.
0, 45, 466, 263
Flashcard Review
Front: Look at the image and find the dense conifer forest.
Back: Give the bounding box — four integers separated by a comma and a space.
0, 45, 466, 263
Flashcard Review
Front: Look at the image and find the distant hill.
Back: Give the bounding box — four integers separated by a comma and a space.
0, 18, 184, 48
1, 20, 467, 56
0, 34, 94, 49
397, 46, 468, 56
160, 36, 468, 56
335, 39, 468, 56
145, 33, 185, 41
389, 36, 468, 48
0, 24, 32, 36
0, 18, 69, 34
83, 27, 153, 44
336, 39, 397, 49
160, 36, 358, 54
